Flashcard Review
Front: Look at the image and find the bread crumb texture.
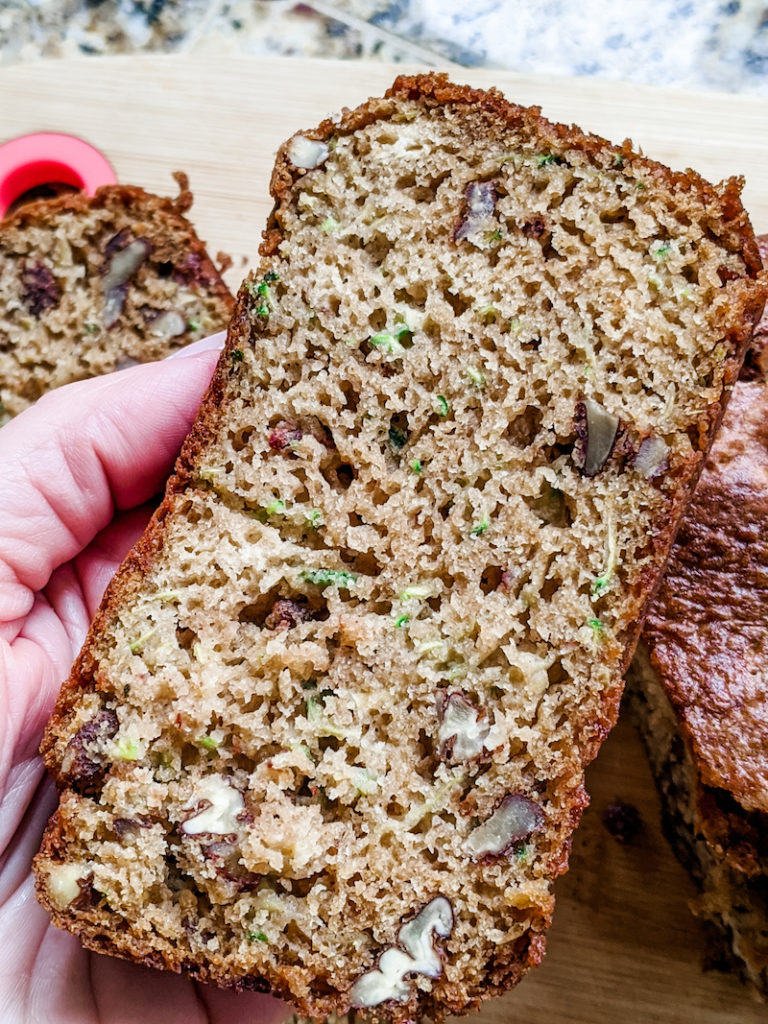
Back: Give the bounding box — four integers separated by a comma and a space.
0, 177, 233, 419
35, 75, 767, 1022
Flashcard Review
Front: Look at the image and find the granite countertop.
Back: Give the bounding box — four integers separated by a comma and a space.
1, 0, 767, 94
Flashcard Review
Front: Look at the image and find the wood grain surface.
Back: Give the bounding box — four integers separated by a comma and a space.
1, 55, 765, 1024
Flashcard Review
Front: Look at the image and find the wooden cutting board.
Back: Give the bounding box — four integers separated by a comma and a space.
2, 55, 766, 1024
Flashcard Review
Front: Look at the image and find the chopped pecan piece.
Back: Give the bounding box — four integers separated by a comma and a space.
202, 840, 260, 891
173, 251, 220, 290
500, 569, 516, 593
349, 896, 454, 1007
268, 421, 304, 451
105, 228, 131, 258
20, 260, 61, 316
71, 875, 101, 910
264, 598, 312, 631
288, 135, 329, 169
180, 775, 245, 836
522, 217, 547, 238
436, 692, 491, 761
149, 309, 187, 338
572, 398, 620, 476
464, 793, 545, 860
633, 436, 669, 479
62, 709, 119, 794
112, 816, 153, 836
454, 180, 497, 242
102, 237, 151, 328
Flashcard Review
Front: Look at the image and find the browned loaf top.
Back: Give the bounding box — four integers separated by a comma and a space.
642, 380, 768, 810
0, 175, 234, 420
34, 74, 767, 1022
630, 238, 768, 994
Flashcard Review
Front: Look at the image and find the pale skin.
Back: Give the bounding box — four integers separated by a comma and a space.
0, 335, 287, 1024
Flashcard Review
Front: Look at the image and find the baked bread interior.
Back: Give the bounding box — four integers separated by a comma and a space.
0, 175, 233, 420
34, 75, 767, 1021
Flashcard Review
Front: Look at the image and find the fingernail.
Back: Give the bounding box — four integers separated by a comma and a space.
167, 331, 227, 359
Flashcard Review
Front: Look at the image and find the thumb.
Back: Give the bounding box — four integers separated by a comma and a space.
0, 339, 223, 632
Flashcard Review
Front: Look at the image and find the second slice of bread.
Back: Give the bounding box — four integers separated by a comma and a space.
0, 176, 233, 419
628, 236, 768, 996
35, 75, 766, 1021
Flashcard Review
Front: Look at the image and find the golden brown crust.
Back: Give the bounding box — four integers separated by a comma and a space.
36, 75, 768, 1019
643, 380, 768, 813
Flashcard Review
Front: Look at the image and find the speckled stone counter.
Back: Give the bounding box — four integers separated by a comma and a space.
1, 0, 767, 94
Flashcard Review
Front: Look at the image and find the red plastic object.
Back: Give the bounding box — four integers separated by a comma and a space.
0, 132, 116, 218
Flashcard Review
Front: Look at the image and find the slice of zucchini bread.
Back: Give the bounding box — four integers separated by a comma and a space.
0, 175, 233, 421
628, 235, 768, 996
35, 75, 766, 1021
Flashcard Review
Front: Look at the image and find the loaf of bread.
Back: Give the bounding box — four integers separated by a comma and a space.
34, 75, 767, 1021
628, 234, 768, 996
0, 175, 234, 420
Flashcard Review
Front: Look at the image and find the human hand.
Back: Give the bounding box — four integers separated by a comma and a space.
0, 336, 288, 1024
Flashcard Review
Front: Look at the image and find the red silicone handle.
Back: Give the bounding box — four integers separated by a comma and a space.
0, 132, 116, 218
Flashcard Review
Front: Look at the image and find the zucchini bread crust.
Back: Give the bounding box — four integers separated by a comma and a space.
35, 75, 766, 1021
